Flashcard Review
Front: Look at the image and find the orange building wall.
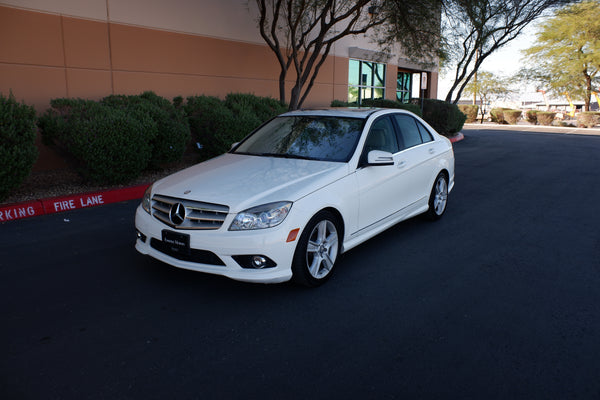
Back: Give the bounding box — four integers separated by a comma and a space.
0, 5, 399, 112
1, 4, 413, 170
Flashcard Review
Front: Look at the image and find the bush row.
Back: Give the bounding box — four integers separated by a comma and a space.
490, 108, 512, 124
2, 92, 289, 199
38, 92, 191, 184
185, 93, 288, 161
5, 92, 515, 201
522, 109, 557, 126
35, 92, 288, 184
491, 109, 600, 128
577, 112, 600, 128
0, 93, 38, 202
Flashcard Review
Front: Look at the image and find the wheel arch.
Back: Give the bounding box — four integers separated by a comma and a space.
439, 168, 450, 181
315, 206, 345, 242
291, 206, 345, 287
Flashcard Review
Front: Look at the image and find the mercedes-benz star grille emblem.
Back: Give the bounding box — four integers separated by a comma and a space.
169, 203, 186, 226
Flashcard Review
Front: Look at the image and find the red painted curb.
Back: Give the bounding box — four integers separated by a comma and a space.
0, 184, 150, 223
449, 132, 465, 143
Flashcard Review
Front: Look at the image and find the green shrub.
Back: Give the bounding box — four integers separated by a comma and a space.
101, 92, 190, 168
330, 100, 349, 107
536, 112, 556, 126
491, 107, 515, 124
490, 108, 505, 123
38, 98, 95, 146
173, 96, 184, 108
225, 93, 287, 124
458, 104, 479, 123
185, 94, 286, 160
0, 93, 38, 201
361, 98, 423, 117
525, 110, 538, 125
576, 112, 600, 128
39, 100, 155, 184
185, 96, 239, 161
411, 98, 466, 136
503, 110, 522, 125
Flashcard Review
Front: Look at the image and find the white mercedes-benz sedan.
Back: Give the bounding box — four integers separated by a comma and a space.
135, 108, 455, 286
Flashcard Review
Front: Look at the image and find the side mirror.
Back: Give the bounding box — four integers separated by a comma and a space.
230, 142, 239, 150
367, 150, 394, 166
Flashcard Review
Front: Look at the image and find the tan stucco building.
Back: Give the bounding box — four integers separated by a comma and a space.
0, 0, 438, 112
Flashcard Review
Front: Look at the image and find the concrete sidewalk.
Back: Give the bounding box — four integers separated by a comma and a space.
462, 122, 600, 136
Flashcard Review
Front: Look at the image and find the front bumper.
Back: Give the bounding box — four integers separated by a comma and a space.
134, 205, 296, 283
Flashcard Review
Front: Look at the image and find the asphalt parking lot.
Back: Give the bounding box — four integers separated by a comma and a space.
1, 127, 599, 399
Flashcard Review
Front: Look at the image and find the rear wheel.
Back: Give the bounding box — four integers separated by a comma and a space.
425, 172, 448, 220
292, 211, 341, 287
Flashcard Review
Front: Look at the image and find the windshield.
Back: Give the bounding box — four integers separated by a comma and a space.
233, 116, 365, 162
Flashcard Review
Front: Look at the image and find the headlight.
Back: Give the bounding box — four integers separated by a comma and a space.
229, 202, 292, 231
141, 185, 153, 214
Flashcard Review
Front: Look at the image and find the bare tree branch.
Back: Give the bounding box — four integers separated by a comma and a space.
254, 0, 441, 110
442, 0, 575, 104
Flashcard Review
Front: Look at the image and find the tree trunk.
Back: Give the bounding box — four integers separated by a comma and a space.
278, 69, 287, 105
289, 85, 301, 111
584, 74, 592, 112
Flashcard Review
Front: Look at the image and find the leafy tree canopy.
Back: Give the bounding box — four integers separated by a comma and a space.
520, 0, 600, 111
463, 71, 510, 104
441, 0, 574, 104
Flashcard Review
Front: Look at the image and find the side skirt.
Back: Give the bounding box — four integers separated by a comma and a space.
342, 199, 428, 253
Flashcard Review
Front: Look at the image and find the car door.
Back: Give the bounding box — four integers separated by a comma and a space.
355, 115, 408, 230
391, 114, 438, 207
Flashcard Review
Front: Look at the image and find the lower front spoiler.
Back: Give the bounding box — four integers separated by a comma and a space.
135, 239, 293, 284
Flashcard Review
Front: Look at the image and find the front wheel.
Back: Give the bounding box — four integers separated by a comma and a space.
292, 211, 341, 287
425, 172, 448, 221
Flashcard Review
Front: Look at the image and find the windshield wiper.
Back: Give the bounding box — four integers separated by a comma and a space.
256, 152, 313, 160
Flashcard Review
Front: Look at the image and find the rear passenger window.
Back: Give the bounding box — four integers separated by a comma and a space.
416, 120, 433, 143
393, 114, 423, 150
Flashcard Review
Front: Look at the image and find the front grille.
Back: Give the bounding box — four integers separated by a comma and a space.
150, 238, 226, 266
151, 194, 229, 230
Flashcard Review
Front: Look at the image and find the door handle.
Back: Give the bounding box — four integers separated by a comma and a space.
397, 161, 406, 168
428, 148, 435, 154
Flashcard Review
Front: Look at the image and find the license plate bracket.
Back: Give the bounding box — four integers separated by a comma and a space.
161, 230, 190, 256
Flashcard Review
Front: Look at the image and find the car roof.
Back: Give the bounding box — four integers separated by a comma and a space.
281, 107, 387, 119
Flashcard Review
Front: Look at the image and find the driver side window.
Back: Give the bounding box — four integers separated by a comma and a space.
363, 116, 399, 155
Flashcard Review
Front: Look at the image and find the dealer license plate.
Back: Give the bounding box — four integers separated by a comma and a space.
162, 230, 190, 256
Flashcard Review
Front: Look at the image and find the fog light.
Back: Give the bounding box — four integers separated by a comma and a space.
232, 255, 276, 269
252, 256, 267, 269
136, 230, 147, 243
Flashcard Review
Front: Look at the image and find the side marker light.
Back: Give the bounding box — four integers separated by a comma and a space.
286, 228, 300, 243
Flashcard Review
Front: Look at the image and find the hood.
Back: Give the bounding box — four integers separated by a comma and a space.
152, 154, 349, 212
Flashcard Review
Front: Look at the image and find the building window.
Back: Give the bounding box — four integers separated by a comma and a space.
397, 72, 412, 103
348, 59, 386, 105
397, 71, 429, 103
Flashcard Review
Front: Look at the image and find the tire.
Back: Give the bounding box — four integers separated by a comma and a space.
292, 210, 341, 287
425, 172, 448, 221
